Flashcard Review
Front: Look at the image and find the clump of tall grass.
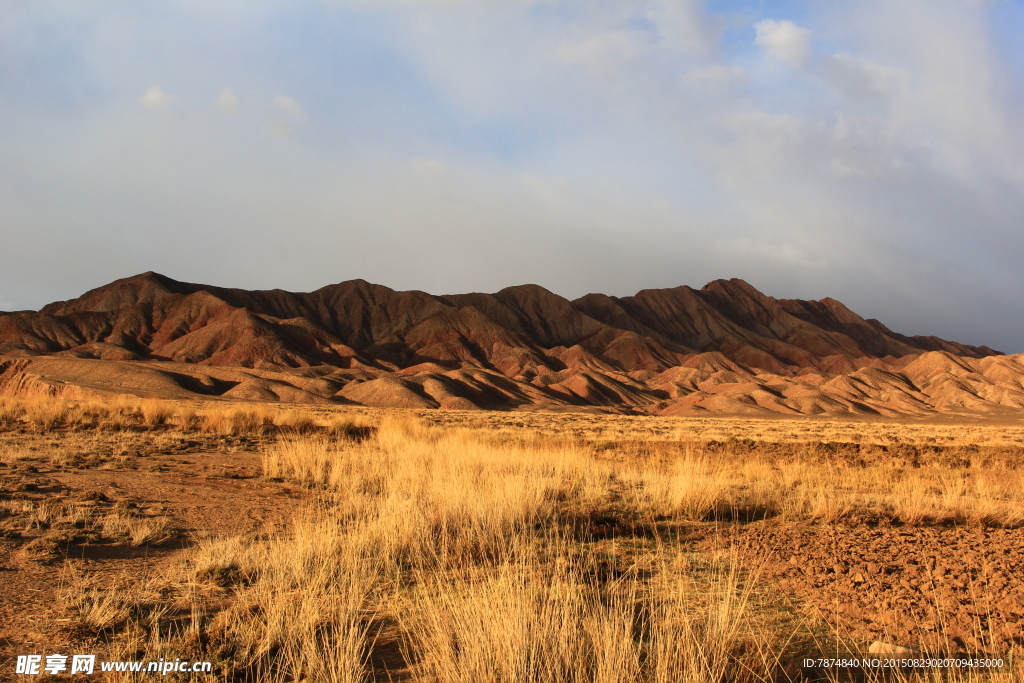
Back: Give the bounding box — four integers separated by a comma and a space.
4, 497, 96, 541
274, 408, 320, 434
165, 508, 774, 682
616, 443, 1024, 528
60, 563, 136, 633
325, 413, 374, 440
0, 396, 22, 428
197, 405, 277, 436
139, 398, 173, 427
174, 404, 199, 430
100, 510, 172, 546
182, 515, 382, 683
622, 450, 733, 521
888, 469, 1024, 527
23, 396, 70, 431
403, 538, 771, 683
263, 417, 598, 563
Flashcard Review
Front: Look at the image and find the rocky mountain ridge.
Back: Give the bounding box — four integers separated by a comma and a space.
1, 272, 1020, 416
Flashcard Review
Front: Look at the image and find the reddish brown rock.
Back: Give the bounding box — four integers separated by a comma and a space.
0, 272, 1018, 414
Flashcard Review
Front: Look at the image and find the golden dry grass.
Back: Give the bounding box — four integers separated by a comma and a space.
36, 413, 1011, 682
424, 409, 1024, 450
99, 509, 172, 547
2, 396, 1021, 681
0, 395, 376, 440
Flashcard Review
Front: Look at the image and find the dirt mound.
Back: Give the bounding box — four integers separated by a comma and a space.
337, 377, 439, 409
0, 273, 1016, 416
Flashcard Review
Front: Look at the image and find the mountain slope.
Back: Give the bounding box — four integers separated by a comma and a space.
0, 272, 1013, 416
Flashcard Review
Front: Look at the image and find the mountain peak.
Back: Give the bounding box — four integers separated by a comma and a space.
3, 273, 1009, 416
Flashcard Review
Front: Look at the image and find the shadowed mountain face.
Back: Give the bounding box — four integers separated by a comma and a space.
2, 272, 1020, 417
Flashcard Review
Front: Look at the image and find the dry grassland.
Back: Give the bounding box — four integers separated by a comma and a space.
0, 396, 1022, 682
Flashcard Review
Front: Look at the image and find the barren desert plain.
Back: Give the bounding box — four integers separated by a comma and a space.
1, 274, 1024, 682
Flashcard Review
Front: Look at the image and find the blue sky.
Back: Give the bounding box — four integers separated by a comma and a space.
2, 1, 1023, 352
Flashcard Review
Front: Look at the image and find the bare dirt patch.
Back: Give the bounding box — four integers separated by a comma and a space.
0, 429, 302, 672
718, 522, 1024, 655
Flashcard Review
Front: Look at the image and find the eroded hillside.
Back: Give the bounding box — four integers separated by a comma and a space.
1, 273, 1020, 416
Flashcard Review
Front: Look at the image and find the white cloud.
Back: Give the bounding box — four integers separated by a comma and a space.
645, 0, 721, 55
215, 88, 239, 111
823, 53, 910, 100
552, 31, 642, 70
272, 95, 305, 122
682, 64, 745, 90
754, 19, 811, 67
718, 238, 827, 270
139, 85, 170, 110
819, 114, 908, 178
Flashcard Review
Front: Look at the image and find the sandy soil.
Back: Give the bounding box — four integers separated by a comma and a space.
0, 432, 302, 671
716, 522, 1024, 655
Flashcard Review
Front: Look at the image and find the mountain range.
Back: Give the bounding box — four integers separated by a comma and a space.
2, 272, 1022, 416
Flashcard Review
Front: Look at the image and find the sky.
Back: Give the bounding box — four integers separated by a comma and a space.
1, 1, 1023, 353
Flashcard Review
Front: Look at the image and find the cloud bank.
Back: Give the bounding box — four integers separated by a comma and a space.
1, 1, 1022, 352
